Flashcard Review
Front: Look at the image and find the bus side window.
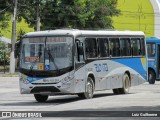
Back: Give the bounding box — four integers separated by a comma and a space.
97, 38, 109, 57
85, 38, 98, 58
131, 38, 141, 56
109, 38, 120, 57
120, 38, 131, 56
141, 38, 146, 56
147, 43, 156, 57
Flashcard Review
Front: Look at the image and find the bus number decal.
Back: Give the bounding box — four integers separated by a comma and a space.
94, 63, 108, 72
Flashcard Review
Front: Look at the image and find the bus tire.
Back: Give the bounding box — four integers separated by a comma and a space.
34, 94, 48, 102
148, 70, 156, 84
118, 74, 130, 94
113, 89, 119, 95
77, 77, 94, 99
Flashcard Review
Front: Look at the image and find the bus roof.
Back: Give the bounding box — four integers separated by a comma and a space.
23, 29, 145, 37
146, 37, 160, 43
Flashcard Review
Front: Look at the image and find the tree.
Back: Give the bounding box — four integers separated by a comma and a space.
74, 0, 120, 29
17, 0, 46, 31
0, 0, 12, 35
0, 0, 18, 73
0, 0, 120, 73
0, 0, 13, 73
1, 0, 120, 31
17, 0, 120, 30
0, 41, 9, 65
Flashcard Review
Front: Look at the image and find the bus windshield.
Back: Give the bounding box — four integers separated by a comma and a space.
20, 36, 73, 71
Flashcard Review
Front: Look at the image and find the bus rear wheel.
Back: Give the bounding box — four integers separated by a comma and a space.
77, 77, 94, 99
34, 94, 48, 102
148, 70, 156, 84
118, 74, 130, 94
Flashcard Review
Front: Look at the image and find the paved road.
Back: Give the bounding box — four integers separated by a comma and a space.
0, 77, 160, 120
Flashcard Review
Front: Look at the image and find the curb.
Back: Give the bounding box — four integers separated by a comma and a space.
0, 73, 19, 77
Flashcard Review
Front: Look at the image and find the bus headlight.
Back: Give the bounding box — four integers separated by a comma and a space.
61, 77, 68, 83
61, 76, 72, 84
20, 77, 29, 84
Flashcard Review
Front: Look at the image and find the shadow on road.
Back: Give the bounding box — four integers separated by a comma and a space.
0, 92, 117, 106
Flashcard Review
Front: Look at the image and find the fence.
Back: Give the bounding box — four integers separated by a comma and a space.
0, 60, 19, 74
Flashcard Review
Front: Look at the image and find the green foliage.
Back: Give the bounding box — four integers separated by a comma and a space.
0, 41, 9, 65
0, 0, 34, 38
17, 29, 26, 41
16, 0, 120, 30
0, 0, 12, 31
17, 0, 42, 30
40, 0, 120, 29
0, 0, 11, 64
0, 0, 120, 33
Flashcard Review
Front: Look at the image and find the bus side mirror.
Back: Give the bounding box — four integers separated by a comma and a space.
14, 41, 20, 58
77, 45, 84, 62
76, 40, 84, 62
78, 46, 84, 55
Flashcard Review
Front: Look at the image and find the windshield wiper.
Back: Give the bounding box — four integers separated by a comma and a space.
46, 48, 59, 71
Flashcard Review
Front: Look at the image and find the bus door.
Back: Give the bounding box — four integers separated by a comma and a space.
147, 42, 157, 84
74, 39, 86, 92
157, 44, 160, 78
75, 40, 85, 65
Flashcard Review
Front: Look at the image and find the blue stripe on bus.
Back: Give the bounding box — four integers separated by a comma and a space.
113, 58, 147, 79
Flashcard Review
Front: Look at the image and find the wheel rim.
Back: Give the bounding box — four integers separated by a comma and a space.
148, 73, 152, 81
124, 76, 129, 91
87, 81, 93, 97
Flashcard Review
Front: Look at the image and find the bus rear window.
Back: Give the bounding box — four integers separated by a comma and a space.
147, 43, 156, 57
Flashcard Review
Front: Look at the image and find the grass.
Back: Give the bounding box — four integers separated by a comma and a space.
112, 0, 154, 37
0, 18, 34, 39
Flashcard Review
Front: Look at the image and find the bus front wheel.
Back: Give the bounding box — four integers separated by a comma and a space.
148, 70, 156, 84
34, 94, 48, 102
77, 77, 94, 99
118, 74, 130, 94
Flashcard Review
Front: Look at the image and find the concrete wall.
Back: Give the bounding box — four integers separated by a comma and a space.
150, 0, 160, 37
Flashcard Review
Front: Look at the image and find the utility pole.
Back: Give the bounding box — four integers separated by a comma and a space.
10, 0, 18, 74
138, 4, 144, 31
36, 0, 40, 31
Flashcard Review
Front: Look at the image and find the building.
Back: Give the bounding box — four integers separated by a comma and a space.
150, 0, 160, 37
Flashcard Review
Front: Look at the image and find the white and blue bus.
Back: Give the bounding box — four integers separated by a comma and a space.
18, 29, 147, 102
146, 37, 160, 84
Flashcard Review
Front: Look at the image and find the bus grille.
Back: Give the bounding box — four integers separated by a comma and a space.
32, 83, 56, 85
31, 86, 60, 93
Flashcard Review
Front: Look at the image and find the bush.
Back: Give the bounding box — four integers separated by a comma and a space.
0, 41, 10, 65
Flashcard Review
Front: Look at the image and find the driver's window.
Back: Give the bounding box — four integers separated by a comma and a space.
76, 40, 84, 62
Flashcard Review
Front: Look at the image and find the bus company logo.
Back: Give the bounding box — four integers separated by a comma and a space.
1, 112, 11, 118
1, 112, 43, 118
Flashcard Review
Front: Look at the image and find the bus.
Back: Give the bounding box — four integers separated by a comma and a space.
17, 29, 147, 102
146, 37, 160, 84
